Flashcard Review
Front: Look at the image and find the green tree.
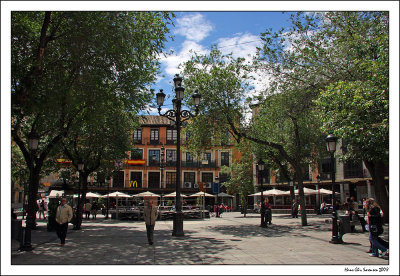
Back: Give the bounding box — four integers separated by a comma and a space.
11, 11, 174, 229
60, 96, 137, 229
220, 142, 254, 217
298, 12, 389, 219
182, 48, 324, 226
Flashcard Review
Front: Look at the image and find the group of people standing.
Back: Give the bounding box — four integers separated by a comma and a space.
83, 200, 99, 219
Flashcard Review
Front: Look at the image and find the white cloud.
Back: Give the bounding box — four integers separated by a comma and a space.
174, 13, 213, 42
217, 33, 262, 61
160, 40, 209, 77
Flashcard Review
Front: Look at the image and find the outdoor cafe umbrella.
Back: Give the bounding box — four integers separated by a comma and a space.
73, 192, 102, 198
48, 190, 64, 198
189, 192, 214, 197
214, 192, 234, 210
133, 191, 160, 197
163, 192, 187, 198
250, 188, 287, 206
103, 191, 132, 219
319, 188, 338, 195
282, 187, 318, 195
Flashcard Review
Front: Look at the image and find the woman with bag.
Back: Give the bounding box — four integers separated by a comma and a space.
365, 198, 388, 257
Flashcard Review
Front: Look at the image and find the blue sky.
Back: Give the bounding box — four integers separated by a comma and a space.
147, 11, 294, 114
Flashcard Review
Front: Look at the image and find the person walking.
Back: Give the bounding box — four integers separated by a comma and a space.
291, 199, 299, 218
55, 197, 73, 246
143, 198, 159, 245
38, 199, 46, 220
91, 201, 98, 220
84, 201, 92, 219
365, 198, 388, 257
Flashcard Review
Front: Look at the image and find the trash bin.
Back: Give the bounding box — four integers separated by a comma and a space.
11, 219, 22, 241
339, 215, 352, 237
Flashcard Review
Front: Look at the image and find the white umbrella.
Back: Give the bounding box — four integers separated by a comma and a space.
103, 191, 132, 198
319, 188, 338, 195
133, 191, 160, 197
249, 191, 270, 196
164, 192, 187, 198
102, 191, 132, 219
263, 188, 287, 196
283, 188, 318, 196
48, 190, 64, 198
73, 192, 102, 198
189, 192, 214, 197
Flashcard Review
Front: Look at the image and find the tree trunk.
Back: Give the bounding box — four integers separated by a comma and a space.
26, 167, 41, 229
297, 179, 308, 226
74, 172, 89, 230
364, 160, 389, 223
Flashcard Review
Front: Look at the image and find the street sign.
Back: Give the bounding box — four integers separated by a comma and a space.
130, 180, 138, 188
212, 182, 220, 194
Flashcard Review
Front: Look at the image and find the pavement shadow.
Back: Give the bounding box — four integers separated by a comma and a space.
12, 225, 234, 265
207, 222, 333, 239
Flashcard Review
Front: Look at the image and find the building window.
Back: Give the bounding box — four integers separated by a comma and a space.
149, 150, 160, 166
166, 150, 177, 166
148, 172, 160, 189
320, 157, 334, 180
130, 149, 143, 159
150, 128, 159, 144
344, 159, 364, 178
202, 152, 211, 162
112, 171, 124, 188
186, 152, 194, 162
202, 172, 213, 183
133, 129, 142, 143
221, 152, 230, 167
166, 128, 177, 144
184, 172, 195, 184
166, 172, 176, 188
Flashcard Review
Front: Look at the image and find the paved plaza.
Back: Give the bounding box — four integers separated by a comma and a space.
6, 212, 393, 274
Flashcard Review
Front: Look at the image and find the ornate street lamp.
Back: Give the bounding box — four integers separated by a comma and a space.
257, 160, 266, 227
21, 130, 40, 251
73, 162, 84, 230
325, 134, 342, 244
155, 74, 201, 237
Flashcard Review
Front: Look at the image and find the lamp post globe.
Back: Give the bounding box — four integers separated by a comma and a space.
156, 89, 166, 108
325, 134, 342, 244
173, 74, 183, 88
28, 130, 40, 151
192, 90, 201, 108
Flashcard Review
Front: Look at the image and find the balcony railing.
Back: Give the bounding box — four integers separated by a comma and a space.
182, 161, 198, 168
148, 160, 161, 167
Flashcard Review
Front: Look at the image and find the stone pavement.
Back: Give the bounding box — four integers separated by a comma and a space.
7, 212, 393, 274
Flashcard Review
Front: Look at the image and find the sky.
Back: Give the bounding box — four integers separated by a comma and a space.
146, 11, 294, 115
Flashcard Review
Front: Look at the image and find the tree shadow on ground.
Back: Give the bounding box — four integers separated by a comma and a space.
11, 225, 234, 265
